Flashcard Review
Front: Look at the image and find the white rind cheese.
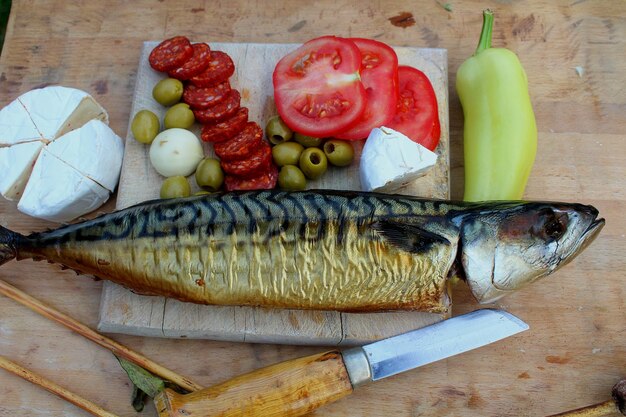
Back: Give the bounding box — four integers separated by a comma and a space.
0, 141, 44, 201
17, 85, 109, 139
46, 120, 124, 193
360, 127, 438, 193
0, 99, 43, 146
18, 149, 110, 223
0, 85, 122, 222
0, 86, 109, 146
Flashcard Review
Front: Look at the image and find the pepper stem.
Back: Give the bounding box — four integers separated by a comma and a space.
474, 9, 494, 56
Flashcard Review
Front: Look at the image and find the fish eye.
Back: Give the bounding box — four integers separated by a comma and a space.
543, 212, 568, 241
499, 208, 570, 243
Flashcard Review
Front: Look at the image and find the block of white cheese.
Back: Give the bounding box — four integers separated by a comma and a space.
0, 85, 122, 222
46, 120, 124, 193
360, 126, 438, 193
0, 99, 43, 146
18, 149, 110, 223
0, 141, 44, 200
17, 86, 109, 140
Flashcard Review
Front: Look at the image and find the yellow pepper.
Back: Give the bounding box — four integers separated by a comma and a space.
457, 10, 537, 201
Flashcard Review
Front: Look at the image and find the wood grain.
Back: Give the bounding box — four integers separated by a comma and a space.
96, 41, 450, 345
0, 1, 625, 416
155, 351, 352, 417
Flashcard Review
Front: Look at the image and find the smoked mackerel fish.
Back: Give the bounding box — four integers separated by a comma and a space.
0, 190, 604, 312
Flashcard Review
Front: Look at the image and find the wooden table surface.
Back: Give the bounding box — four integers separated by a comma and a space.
0, 1, 624, 416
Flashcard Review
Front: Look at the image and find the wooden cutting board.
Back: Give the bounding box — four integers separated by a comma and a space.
97, 41, 450, 345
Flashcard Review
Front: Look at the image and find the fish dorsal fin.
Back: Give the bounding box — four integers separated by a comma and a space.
371, 220, 451, 253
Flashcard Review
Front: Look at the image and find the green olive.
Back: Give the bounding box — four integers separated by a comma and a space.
195, 158, 224, 192
278, 165, 307, 191
160, 176, 191, 199
164, 103, 195, 129
131, 110, 160, 144
299, 147, 328, 180
152, 78, 184, 106
293, 133, 324, 148
323, 139, 354, 167
266, 116, 293, 145
272, 142, 304, 167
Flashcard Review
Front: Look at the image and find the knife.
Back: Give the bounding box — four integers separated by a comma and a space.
152, 309, 528, 417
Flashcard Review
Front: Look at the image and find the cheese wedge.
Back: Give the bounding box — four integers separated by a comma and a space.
360, 127, 438, 193
0, 99, 43, 146
17, 86, 109, 139
0, 86, 122, 222
46, 120, 124, 193
18, 148, 110, 223
0, 141, 44, 200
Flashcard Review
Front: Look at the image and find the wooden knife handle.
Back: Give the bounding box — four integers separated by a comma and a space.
154, 350, 353, 417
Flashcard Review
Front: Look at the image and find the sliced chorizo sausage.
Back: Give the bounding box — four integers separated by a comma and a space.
190, 51, 235, 87
168, 42, 212, 80
213, 121, 262, 161
220, 141, 272, 179
149, 36, 194, 72
183, 81, 231, 109
200, 107, 249, 143
224, 164, 278, 191
192, 89, 240, 124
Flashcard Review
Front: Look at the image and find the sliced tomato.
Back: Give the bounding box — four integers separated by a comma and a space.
273, 36, 366, 137
386, 66, 440, 151
335, 38, 398, 140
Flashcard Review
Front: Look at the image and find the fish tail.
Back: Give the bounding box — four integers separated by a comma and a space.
0, 225, 21, 266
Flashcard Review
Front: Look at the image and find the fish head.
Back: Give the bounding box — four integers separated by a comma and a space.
459, 202, 604, 303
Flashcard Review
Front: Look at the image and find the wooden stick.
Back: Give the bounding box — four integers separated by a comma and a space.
0, 355, 119, 417
0, 279, 203, 392
547, 400, 619, 417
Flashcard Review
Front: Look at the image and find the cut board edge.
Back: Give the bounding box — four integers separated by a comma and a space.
98, 281, 451, 346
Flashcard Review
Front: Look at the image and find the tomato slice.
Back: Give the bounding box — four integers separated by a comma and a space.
273, 36, 366, 137
386, 66, 440, 151
335, 38, 399, 140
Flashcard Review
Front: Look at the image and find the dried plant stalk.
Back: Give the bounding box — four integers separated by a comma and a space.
0, 279, 203, 392
0, 355, 119, 417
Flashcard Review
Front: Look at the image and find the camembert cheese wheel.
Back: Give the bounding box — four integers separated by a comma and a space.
0, 86, 123, 222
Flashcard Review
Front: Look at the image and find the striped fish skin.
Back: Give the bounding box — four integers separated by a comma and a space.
0, 190, 604, 312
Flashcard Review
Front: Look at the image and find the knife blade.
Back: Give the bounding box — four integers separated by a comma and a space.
344, 308, 529, 386
154, 309, 528, 417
